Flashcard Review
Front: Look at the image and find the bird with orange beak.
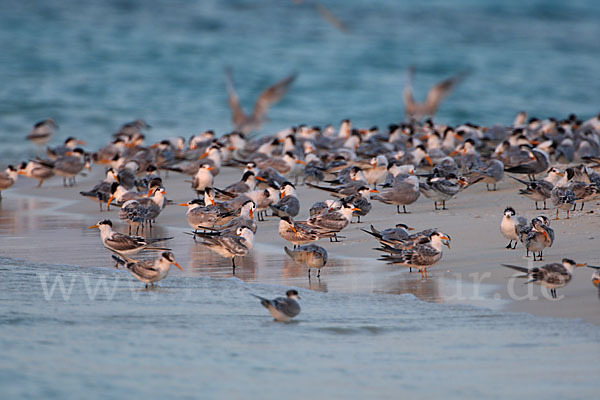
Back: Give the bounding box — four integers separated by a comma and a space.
112, 251, 182, 288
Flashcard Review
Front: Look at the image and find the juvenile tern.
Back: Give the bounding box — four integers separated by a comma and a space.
285, 244, 328, 278
195, 226, 254, 273
112, 251, 182, 288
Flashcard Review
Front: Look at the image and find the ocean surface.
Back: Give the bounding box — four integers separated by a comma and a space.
1, 257, 599, 399
2, 1, 600, 397
1, 0, 600, 162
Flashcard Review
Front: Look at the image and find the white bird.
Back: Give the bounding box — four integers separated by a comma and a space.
192, 164, 214, 196
500, 207, 528, 249
252, 290, 301, 322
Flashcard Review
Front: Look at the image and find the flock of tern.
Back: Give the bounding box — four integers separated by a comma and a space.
3, 107, 600, 319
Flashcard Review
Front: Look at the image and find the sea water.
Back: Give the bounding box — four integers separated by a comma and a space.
0, 0, 599, 162
0, 257, 598, 398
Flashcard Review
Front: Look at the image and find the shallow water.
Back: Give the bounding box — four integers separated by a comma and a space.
1, 0, 600, 162
1, 257, 599, 399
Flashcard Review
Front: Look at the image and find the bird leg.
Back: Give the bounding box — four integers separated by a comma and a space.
543, 200, 547, 210
232, 258, 236, 275
434, 201, 438, 211
308, 268, 311, 278
403, 205, 409, 213
506, 240, 513, 249
580, 202, 585, 211
513, 240, 518, 249
554, 209, 559, 220
535, 201, 540, 210
317, 269, 321, 278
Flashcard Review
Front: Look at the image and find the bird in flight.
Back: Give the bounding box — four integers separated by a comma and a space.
225, 67, 297, 134
403, 66, 469, 121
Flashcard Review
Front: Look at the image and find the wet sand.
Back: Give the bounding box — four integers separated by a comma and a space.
1, 165, 599, 324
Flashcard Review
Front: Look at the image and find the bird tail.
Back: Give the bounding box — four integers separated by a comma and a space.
360, 227, 381, 239
144, 246, 172, 251
111, 254, 126, 266
250, 293, 271, 309
508, 175, 532, 185
146, 237, 174, 245
501, 264, 529, 275
284, 246, 295, 260
306, 182, 337, 193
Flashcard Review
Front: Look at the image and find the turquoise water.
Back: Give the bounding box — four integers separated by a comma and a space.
1, 0, 599, 162
1, 257, 599, 399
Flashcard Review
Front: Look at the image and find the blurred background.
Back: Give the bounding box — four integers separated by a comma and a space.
0, 0, 599, 162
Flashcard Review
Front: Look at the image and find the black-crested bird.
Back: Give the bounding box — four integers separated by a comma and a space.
501, 258, 587, 299
252, 290, 301, 322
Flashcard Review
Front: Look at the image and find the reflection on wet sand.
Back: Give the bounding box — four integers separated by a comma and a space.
1, 193, 445, 304
188, 242, 258, 280
377, 271, 444, 302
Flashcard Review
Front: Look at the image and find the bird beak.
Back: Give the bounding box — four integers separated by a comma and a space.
112, 174, 119, 183
255, 176, 267, 182
200, 151, 209, 159
295, 159, 306, 165
449, 150, 459, 157
146, 188, 155, 197
249, 209, 254, 219
542, 231, 550, 242
17, 171, 27, 175
107, 195, 115, 208
352, 207, 361, 212
290, 225, 298, 234
280, 192, 284, 199
370, 189, 379, 193
407, 226, 415, 231
439, 235, 450, 241
77, 140, 87, 145
206, 166, 214, 170
173, 262, 183, 271
575, 263, 587, 267
556, 172, 565, 177
424, 155, 433, 166
178, 203, 188, 206
87, 224, 99, 229
227, 145, 236, 151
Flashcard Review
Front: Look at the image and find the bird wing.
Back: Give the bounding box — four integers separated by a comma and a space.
224, 67, 247, 128
402, 66, 416, 117
128, 261, 160, 280
423, 70, 469, 114
105, 233, 144, 251
271, 297, 301, 317
251, 73, 297, 123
